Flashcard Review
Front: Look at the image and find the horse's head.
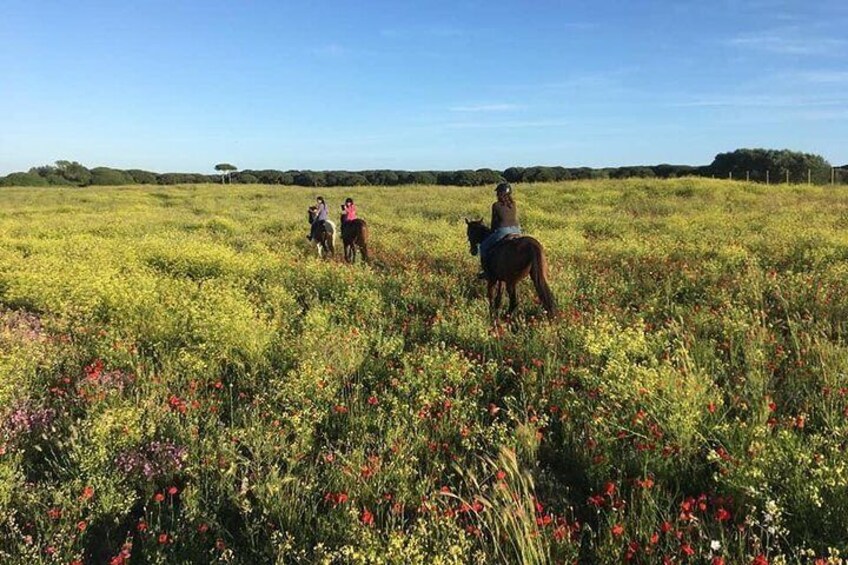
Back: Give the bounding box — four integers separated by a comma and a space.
307, 206, 318, 224
464, 218, 489, 256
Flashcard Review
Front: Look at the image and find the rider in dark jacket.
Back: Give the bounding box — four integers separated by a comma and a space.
478, 183, 522, 279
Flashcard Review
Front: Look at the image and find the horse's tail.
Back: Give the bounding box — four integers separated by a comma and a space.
530, 241, 557, 318
359, 221, 370, 262
326, 220, 337, 249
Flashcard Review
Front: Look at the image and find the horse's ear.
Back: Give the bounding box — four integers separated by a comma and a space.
464, 217, 470, 225
476, 217, 484, 223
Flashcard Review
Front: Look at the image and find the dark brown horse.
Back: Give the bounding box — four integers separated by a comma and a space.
465, 219, 557, 319
341, 215, 369, 263
308, 206, 336, 258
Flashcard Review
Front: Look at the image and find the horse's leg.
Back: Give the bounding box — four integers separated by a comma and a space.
494, 282, 504, 311
358, 238, 369, 263
487, 280, 498, 319
507, 282, 518, 316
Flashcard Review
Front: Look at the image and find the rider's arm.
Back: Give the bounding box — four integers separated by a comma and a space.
491, 203, 501, 230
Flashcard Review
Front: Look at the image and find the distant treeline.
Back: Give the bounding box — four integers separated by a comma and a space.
1, 150, 845, 187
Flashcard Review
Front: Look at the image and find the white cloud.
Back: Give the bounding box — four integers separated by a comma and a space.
379, 26, 465, 39
727, 29, 846, 55
673, 94, 848, 108
441, 119, 570, 129
796, 70, 848, 83
312, 43, 348, 57
449, 103, 523, 113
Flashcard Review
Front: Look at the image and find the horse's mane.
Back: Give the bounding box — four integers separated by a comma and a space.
468, 220, 491, 237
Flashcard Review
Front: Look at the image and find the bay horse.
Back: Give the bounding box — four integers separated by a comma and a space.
307, 206, 336, 258
341, 214, 369, 263
465, 219, 557, 319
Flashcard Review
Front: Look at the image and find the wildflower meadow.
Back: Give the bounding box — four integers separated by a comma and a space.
1, 179, 847, 564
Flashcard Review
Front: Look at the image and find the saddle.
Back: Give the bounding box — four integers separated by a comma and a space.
491, 233, 523, 251
482, 233, 523, 272
311, 220, 333, 238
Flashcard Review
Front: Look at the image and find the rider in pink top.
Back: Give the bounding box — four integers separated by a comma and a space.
342, 198, 357, 222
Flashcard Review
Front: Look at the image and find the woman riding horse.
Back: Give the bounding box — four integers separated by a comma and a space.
478, 182, 522, 280
307, 196, 329, 242
340, 197, 369, 263
308, 202, 336, 257
466, 183, 556, 318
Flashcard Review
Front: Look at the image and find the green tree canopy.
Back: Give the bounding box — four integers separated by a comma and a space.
0, 172, 50, 187
90, 167, 135, 186
709, 149, 831, 183
55, 160, 92, 185
214, 163, 237, 184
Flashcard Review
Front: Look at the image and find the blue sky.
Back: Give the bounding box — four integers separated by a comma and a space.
1, 0, 846, 174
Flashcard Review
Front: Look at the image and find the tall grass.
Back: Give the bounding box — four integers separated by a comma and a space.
1, 179, 848, 563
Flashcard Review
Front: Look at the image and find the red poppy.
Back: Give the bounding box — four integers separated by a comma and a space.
81, 486, 95, 500
167, 486, 179, 496
153, 492, 165, 503
360, 508, 375, 526
715, 508, 731, 522
752, 556, 769, 565
611, 524, 624, 537
76, 520, 87, 532
158, 533, 169, 544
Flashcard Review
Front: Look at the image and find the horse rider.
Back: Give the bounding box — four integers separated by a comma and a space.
478, 182, 522, 279
307, 196, 329, 241
341, 197, 357, 223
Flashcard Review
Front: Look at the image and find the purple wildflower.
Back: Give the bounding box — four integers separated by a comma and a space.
1, 401, 56, 446
115, 440, 187, 481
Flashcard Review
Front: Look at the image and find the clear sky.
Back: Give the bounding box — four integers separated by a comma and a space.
1, 0, 846, 174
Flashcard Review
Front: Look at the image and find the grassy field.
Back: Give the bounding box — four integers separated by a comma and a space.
2, 179, 848, 564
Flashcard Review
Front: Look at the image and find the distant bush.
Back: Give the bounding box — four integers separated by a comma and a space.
476, 168, 504, 184
0, 172, 50, 187
90, 167, 136, 185
410, 171, 437, 185
235, 173, 258, 184
126, 169, 158, 184
709, 148, 831, 183
2, 149, 840, 188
